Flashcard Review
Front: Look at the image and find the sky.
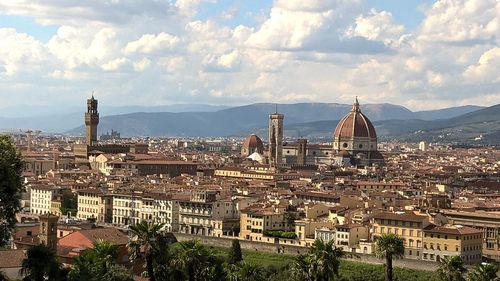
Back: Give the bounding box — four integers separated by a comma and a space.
0, 0, 499, 113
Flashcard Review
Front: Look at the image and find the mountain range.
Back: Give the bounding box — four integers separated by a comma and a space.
1, 102, 497, 144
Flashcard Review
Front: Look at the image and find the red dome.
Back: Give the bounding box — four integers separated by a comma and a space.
334, 99, 376, 139
241, 134, 264, 156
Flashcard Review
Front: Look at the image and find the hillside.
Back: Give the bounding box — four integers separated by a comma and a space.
65, 103, 484, 137
276, 104, 500, 144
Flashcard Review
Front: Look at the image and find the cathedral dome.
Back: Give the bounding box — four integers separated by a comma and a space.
241, 134, 264, 157
333, 98, 377, 139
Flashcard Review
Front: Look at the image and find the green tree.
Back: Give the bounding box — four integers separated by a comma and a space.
101, 265, 134, 281
127, 221, 165, 281
69, 240, 132, 281
374, 233, 405, 281
20, 244, 66, 281
466, 263, 499, 281
60, 190, 78, 216
309, 239, 343, 281
290, 254, 313, 281
0, 136, 24, 247
225, 262, 266, 281
284, 212, 297, 229
150, 234, 180, 281
437, 256, 466, 281
290, 239, 342, 281
228, 239, 243, 264
172, 240, 222, 281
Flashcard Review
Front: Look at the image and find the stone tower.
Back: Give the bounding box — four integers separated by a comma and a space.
297, 139, 307, 165
268, 109, 284, 167
39, 214, 59, 252
85, 94, 99, 145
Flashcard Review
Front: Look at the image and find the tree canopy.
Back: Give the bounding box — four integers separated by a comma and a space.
0, 135, 24, 247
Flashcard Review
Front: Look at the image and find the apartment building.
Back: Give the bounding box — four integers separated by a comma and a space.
335, 224, 369, 253
30, 185, 65, 215
371, 212, 430, 259
443, 210, 500, 261
178, 191, 238, 236
77, 189, 102, 221
423, 224, 482, 264
143, 193, 179, 232
239, 205, 292, 242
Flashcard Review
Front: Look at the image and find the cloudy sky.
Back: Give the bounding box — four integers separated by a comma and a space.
0, 0, 499, 113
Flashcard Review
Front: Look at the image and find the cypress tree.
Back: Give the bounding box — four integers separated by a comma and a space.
228, 239, 243, 264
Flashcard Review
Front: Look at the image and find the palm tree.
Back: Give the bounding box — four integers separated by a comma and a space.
466, 263, 499, 281
128, 221, 165, 281
92, 239, 118, 272
172, 240, 215, 281
290, 239, 342, 281
20, 244, 64, 281
69, 240, 131, 281
437, 256, 466, 281
374, 233, 405, 281
290, 254, 313, 281
309, 239, 343, 281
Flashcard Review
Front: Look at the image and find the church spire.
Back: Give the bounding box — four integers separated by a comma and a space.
352, 96, 360, 112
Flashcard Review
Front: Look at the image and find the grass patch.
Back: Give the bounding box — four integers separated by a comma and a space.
209, 246, 439, 281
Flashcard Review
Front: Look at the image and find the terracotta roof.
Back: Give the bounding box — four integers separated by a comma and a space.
372, 212, 428, 223
79, 228, 129, 245
242, 135, 264, 153
423, 224, 482, 235
0, 250, 25, 268
333, 99, 376, 139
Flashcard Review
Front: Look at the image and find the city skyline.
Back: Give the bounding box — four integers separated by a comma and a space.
0, 0, 499, 112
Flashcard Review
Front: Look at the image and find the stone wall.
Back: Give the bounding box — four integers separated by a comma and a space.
172, 233, 438, 272
173, 233, 309, 255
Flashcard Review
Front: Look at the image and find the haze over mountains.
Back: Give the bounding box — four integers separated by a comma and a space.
1, 102, 498, 144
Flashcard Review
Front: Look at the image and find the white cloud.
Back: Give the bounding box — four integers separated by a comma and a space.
101, 57, 129, 71
463, 47, 500, 82
133, 58, 152, 72
419, 0, 499, 43
124, 32, 180, 54
0, 28, 45, 76
0, 0, 498, 110
345, 9, 405, 45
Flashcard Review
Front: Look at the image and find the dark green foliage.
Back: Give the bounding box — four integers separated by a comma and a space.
263, 230, 297, 239
466, 263, 499, 281
284, 212, 297, 228
21, 244, 66, 281
228, 239, 243, 264
0, 136, 24, 247
437, 256, 466, 281
60, 190, 78, 216
127, 221, 165, 281
171, 240, 225, 281
69, 240, 133, 281
290, 239, 343, 281
375, 234, 405, 281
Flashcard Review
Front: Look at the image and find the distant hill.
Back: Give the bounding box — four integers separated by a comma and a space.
65, 103, 420, 136
63, 103, 497, 144
413, 105, 483, 120
275, 104, 500, 144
